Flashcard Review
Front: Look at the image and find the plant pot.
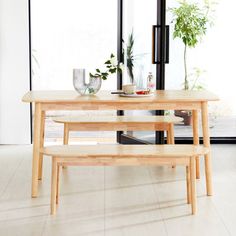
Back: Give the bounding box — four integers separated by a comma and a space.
175, 110, 192, 126
73, 69, 102, 96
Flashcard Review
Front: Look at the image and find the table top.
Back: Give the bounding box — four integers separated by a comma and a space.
22, 90, 219, 103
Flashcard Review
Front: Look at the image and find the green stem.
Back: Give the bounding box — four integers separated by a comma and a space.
190, 74, 199, 90
83, 85, 89, 95
184, 44, 189, 90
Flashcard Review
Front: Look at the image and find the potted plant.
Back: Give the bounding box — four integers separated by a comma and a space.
73, 54, 123, 95
123, 30, 149, 85
126, 30, 135, 84
175, 68, 206, 124
170, 0, 213, 125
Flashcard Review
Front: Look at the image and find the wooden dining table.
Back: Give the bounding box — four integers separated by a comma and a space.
22, 90, 219, 198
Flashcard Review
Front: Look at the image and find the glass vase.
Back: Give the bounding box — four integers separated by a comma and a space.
73, 69, 102, 96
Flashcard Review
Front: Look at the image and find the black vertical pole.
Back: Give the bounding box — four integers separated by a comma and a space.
117, 0, 124, 143
155, 0, 166, 144
28, 0, 33, 144
117, 0, 123, 91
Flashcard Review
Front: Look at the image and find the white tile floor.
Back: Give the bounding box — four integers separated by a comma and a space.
0, 144, 235, 236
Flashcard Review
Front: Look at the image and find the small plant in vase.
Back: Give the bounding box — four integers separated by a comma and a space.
169, 0, 214, 125
123, 30, 148, 86
126, 30, 135, 84
90, 54, 123, 81
73, 54, 123, 95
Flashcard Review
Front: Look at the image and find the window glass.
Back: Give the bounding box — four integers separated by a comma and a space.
31, 0, 117, 143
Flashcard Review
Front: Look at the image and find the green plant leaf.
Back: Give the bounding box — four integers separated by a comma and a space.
88, 88, 95, 94
109, 68, 117, 73
104, 60, 111, 65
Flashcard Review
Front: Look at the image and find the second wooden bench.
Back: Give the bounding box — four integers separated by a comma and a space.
53, 115, 183, 144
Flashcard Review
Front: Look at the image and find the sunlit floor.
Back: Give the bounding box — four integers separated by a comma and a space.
0, 144, 235, 236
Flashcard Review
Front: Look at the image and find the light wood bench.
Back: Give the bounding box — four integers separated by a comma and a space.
51, 115, 183, 170
52, 116, 183, 145
41, 144, 209, 215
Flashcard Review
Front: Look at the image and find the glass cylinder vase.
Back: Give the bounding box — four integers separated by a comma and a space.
73, 69, 102, 96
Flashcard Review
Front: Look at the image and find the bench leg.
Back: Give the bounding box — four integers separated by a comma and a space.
190, 157, 197, 214
63, 123, 69, 145
56, 164, 60, 204
186, 166, 191, 204
51, 158, 58, 215
62, 124, 69, 169
38, 111, 45, 180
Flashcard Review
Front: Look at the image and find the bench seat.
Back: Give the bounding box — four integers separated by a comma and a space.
41, 144, 208, 215
53, 115, 183, 131
38, 115, 183, 181
42, 144, 207, 158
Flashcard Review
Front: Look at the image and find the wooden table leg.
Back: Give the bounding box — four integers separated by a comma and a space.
201, 102, 213, 196
169, 123, 176, 168
166, 129, 170, 145
32, 103, 43, 198
38, 111, 45, 180
192, 110, 200, 179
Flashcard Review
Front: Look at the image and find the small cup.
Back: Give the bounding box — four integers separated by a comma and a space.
122, 84, 136, 94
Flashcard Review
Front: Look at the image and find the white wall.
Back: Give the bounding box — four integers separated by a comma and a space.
0, 0, 31, 144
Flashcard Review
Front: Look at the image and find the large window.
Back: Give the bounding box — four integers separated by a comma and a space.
121, 0, 236, 143
31, 0, 236, 143
121, 0, 157, 143
165, 0, 236, 139
31, 0, 117, 143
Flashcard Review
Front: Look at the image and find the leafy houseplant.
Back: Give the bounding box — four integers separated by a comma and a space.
90, 54, 123, 81
126, 31, 135, 84
73, 54, 123, 95
122, 30, 148, 85
170, 0, 211, 90
170, 0, 212, 125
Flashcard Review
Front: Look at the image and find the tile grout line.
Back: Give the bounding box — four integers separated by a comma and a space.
40, 202, 50, 236
210, 198, 232, 236
188, 171, 232, 236
147, 167, 169, 236
0, 146, 48, 236
0, 155, 25, 200
198, 173, 232, 236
